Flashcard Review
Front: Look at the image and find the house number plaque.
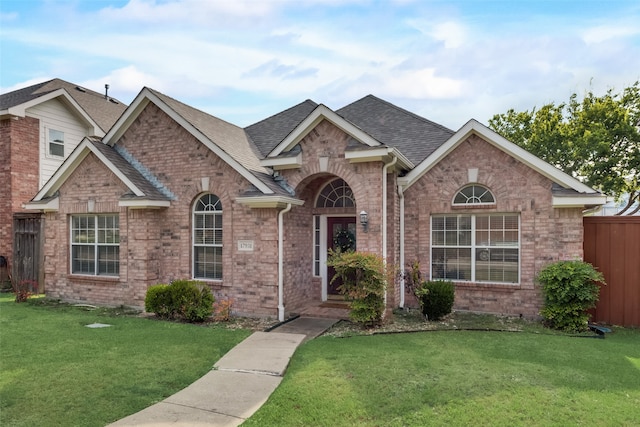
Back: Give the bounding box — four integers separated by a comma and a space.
237, 240, 254, 252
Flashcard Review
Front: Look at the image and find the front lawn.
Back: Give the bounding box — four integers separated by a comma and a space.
245, 325, 640, 426
0, 295, 251, 427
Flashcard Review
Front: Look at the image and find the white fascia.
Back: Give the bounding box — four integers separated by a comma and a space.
119, 199, 171, 209
236, 196, 304, 209
24, 197, 59, 212
268, 105, 381, 158
552, 195, 608, 208
260, 152, 302, 170
345, 147, 414, 169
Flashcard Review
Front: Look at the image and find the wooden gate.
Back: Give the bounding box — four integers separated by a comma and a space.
584, 216, 640, 327
13, 214, 44, 293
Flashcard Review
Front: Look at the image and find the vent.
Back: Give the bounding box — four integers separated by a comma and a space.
75, 86, 87, 92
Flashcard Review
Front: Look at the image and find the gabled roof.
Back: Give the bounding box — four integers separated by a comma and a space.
398, 119, 607, 208
0, 78, 127, 134
26, 137, 171, 210
337, 95, 455, 165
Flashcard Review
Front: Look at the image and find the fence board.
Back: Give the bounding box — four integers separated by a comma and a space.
584, 217, 640, 327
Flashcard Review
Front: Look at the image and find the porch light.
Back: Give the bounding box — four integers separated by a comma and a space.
360, 210, 368, 232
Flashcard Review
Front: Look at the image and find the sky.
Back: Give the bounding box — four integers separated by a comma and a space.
1, 0, 639, 130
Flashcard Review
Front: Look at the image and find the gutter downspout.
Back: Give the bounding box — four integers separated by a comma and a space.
278, 203, 292, 321
382, 154, 398, 310
398, 183, 405, 308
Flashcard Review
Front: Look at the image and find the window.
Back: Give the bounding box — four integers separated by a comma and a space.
313, 216, 321, 276
453, 185, 495, 205
316, 178, 355, 208
71, 215, 119, 276
193, 194, 222, 280
431, 214, 519, 284
49, 129, 65, 157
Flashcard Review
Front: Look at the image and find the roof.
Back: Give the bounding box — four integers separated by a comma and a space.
0, 78, 127, 133
336, 95, 455, 165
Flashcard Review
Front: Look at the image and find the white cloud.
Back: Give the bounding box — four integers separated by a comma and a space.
582, 25, 640, 44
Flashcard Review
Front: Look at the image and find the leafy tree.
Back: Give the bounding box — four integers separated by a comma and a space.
489, 82, 640, 215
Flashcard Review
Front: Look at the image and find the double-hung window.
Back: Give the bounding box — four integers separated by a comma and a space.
193, 194, 223, 280
431, 214, 519, 284
71, 215, 119, 276
49, 129, 65, 157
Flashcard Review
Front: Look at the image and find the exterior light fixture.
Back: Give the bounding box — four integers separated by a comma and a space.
360, 210, 368, 232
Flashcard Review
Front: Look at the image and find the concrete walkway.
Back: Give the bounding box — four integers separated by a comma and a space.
108, 317, 337, 427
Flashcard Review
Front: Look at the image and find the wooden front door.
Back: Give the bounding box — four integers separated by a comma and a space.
327, 217, 356, 295
13, 214, 43, 293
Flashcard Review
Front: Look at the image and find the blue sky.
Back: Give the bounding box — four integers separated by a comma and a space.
1, 0, 639, 129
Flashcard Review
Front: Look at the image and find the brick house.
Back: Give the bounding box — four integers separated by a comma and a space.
25, 87, 606, 319
0, 79, 126, 289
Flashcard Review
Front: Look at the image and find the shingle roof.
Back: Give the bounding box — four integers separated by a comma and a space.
336, 95, 454, 165
0, 78, 127, 133
244, 100, 319, 157
87, 137, 171, 201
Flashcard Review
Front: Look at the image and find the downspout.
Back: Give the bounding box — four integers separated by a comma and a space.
277, 203, 292, 321
398, 183, 405, 308
382, 154, 398, 310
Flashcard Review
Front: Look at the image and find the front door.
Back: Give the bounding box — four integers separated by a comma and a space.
326, 217, 356, 296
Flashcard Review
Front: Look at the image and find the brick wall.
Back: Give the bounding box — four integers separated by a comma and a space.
403, 134, 584, 318
0, 116, 40, 266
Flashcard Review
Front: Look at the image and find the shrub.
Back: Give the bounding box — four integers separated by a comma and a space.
537, 260, 605, 331
416, 280, 455, 320
144, 280, 214, 322
12, 279, 38, 303
213, 298, 234, 322
327, 251, 386, 326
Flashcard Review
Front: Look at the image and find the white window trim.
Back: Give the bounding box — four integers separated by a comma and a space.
47, 127, 65, 158
430, 213, 520, 285
452, 184, 496, 206
69, 214, 119, 277
192, 194, 223, 281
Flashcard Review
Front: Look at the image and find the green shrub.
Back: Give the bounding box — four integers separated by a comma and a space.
537, 260, 605, 331
327, 251, 386, 326
416, 280, 455, 320
144, 280, 214, 323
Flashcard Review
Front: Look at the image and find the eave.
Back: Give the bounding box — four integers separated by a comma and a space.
235, 195, 305, 209
24, 197, 60, 212
260, 152, 302, 170
118, 199, 171, 209
552, 195, 608, 208
345, 147, 414, 169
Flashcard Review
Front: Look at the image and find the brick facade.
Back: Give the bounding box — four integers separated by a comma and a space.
403, 135, 584, 317
0, 116, 40, 265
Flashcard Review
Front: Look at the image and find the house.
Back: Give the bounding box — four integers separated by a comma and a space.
0, 79, 127, 289
25, 87, 606, 319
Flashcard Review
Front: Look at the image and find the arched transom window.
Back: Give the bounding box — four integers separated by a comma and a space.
453, 185, 495, 205
193, 194, 222, 280
316, 178, 355, 208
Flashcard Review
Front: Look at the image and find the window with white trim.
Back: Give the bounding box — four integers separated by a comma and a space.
71, 215, 119, 276
453, 185, 495, 205
313, 215, 321, 276
49, 129, 65, 157
193, 194, 222, 280
316, 178, 355, 208
431, 214, 519, 284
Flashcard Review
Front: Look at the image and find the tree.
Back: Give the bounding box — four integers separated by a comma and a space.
489, 82, 640, 215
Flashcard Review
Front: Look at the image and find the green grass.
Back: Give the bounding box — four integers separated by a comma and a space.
0, 295, 251, 427
245, 327, 640, 426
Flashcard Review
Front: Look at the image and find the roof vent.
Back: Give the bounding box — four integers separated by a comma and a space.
104, 84, 109, 100
75, 86, 87, 92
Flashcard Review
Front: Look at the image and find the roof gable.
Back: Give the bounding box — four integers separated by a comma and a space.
104, 87, 276, 195
399, 119, 606, 207
0, 78, 127, 133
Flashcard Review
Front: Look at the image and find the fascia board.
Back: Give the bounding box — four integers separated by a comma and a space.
9, 88, 103, 136
119, 199, 171, 209
24, 197, 59, 212
552, 195, 608, 208
345, 147, 414, 169
32, 138, 146, 201
105, 88, 274, 195
268, 105, 381, 158
402, 119, 598, 194
235, 196, 305, 209
260, 152, 302, 169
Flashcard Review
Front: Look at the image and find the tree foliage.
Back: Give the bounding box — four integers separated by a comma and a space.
489, 82, 640, 214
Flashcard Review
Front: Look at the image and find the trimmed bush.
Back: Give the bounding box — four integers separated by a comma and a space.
537, 260, 604, 331
416, 280, 455, 320
327, 251, 386, 326
145, 280, 214, 322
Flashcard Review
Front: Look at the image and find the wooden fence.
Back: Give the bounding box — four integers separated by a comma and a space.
584, 216, 640, 327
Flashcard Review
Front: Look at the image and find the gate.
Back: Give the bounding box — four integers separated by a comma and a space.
13, 214, 44, 294
584, 216, 640, 327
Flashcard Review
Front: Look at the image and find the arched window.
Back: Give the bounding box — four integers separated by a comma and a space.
316, 178, 355, 208
193, 194, 222, 280
453, 185, 495, 205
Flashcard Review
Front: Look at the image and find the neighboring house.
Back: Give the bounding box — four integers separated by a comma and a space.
25, 88, 606, 319
0, 79, 127, 289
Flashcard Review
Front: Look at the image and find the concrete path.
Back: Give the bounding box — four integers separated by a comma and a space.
108, 317, 337, 427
